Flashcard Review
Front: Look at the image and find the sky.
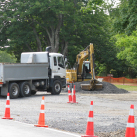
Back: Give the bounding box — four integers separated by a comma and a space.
105, 0, 120, 7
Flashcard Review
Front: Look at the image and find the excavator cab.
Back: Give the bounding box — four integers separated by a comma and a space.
82, 61, 92, 79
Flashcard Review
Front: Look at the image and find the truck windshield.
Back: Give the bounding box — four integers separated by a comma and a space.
58, 56, 65, 68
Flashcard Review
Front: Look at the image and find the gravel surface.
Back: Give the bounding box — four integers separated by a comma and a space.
64, 81, 129, 94
0, 82, 137, 137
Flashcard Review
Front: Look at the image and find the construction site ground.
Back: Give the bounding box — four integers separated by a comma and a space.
0, 82, 137, 137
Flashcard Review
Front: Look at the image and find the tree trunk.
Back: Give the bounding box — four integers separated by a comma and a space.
61, 40, 68, 56
45, 14, 62, 53
25, 43, 33, 52
32, 21, 42, 51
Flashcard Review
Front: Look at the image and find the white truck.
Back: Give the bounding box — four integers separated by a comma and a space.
0, 50, 66, 99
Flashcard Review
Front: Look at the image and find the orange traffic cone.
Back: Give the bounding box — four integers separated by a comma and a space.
81, 101, 97, 137
2, 93, 13, 120
67, 85, 72, 103
71, 85, 78, 103
34, 96, 48, 127
125, 104, 135, 137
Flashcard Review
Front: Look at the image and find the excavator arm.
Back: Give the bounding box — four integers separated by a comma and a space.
80, 43, 103, 90
76, 46, 89, 75
89, 43, 95, 80
76, 43, 95, 80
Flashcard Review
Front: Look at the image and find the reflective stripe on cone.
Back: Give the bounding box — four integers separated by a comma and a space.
67, 85, 72, 103
71, 85, 78, 103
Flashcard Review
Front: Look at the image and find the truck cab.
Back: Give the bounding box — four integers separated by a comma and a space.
48, 53, 66, 94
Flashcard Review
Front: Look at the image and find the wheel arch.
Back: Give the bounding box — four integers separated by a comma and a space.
49, 76, 61, 88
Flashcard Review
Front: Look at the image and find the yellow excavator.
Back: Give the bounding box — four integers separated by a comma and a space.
66, 43, 102, 90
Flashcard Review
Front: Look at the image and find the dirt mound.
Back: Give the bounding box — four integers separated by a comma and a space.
63, 81, 129, 94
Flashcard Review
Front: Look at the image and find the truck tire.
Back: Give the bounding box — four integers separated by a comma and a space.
9, 83, 20, 99
20, 81, 31, 97
51, 80, 62, 95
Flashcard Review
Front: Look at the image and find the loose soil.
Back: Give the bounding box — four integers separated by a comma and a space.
64, 81, 129, 94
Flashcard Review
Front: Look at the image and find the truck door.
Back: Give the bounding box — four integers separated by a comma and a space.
57, 56, 66, 78
52, 56, 58, 74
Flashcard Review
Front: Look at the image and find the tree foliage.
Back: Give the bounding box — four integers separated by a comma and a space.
113, 0, 137, 35
0, 0, 80, 57
115, 31, 137, 67
0, 51, 17, 63
110, 0, 137, 77
0, 0, 92, 53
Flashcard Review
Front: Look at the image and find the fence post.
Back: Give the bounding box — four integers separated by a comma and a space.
123, 77, 125, 85
110, 76, 111, 83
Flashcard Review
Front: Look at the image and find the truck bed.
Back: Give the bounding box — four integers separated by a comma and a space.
0, 63, 49, 83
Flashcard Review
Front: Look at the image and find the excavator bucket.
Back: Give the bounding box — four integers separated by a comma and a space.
80, 84, 92, 90
81, 79, 103, 90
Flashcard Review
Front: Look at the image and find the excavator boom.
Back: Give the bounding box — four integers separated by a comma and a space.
80, 43, 102, 90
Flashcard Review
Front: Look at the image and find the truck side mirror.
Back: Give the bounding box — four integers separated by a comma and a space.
64, 56, 67, 62
46, 46, 52, 52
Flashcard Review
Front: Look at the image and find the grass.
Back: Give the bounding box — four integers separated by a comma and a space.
114, 84, 137, 91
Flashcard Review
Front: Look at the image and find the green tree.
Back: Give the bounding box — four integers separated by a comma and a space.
113, 0, 137, 35
0, 51, 17, 63
0, 0, 83, 58
115, 31, 137, 67
111, 0, 137, 77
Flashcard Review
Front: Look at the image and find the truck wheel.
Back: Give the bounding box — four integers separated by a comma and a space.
9, 83, 20, 99
20, 82, 31, 97
51, 80, 62, 95
31, 90, 37, 95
